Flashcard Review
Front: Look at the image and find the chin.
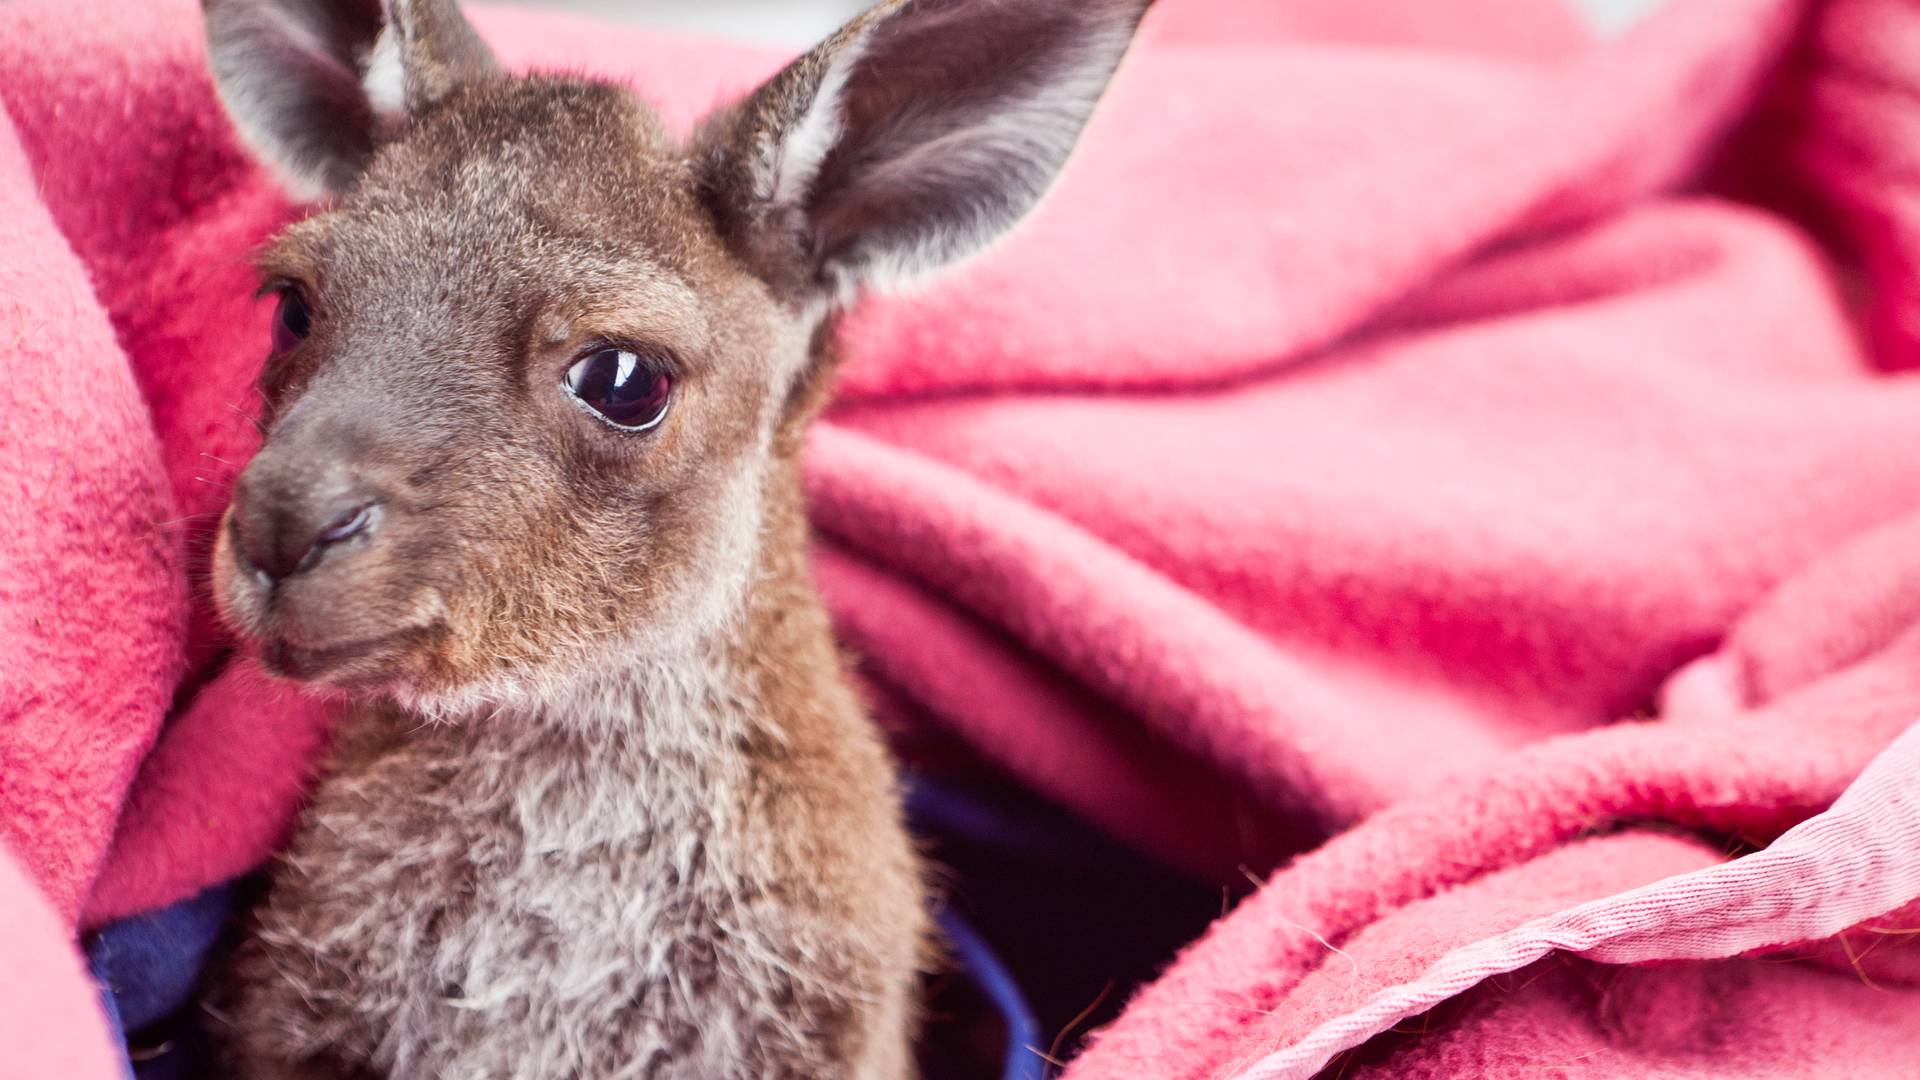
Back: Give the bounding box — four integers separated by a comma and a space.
252, 627, 438, 691
214, 530, 446, 695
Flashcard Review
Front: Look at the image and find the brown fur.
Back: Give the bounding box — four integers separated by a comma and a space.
197, 0, 1147, 1075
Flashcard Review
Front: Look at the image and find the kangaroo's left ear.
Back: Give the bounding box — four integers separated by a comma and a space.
694, 0, 1152, 304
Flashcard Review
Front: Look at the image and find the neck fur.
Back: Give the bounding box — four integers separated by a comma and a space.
394, 449, 827, 757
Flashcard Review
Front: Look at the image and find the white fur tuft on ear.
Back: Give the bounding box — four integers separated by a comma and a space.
361, 22, 407, 120
202, 0, 500, 199
700, 0, 1152, 304
755, 23, 870, 211
203, 0, 383, 198
831, 5, 1141, 296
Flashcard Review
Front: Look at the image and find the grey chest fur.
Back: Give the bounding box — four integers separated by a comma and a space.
219, 702, 883, 1080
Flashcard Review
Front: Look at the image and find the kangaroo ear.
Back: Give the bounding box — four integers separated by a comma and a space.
696, 0, 1151, 304
202, 0, 500, 199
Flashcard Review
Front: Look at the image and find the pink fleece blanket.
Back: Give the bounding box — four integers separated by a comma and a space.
7, 0, 1920, 1075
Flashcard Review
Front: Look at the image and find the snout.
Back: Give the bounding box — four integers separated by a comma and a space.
215, 434, 436, 684
230, 475, 383, 587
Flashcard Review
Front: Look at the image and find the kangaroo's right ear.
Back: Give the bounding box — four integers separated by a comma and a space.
202, 0, 500, 199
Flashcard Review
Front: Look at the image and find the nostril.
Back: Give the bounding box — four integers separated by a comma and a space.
232, 514, 281, 586
232, 503, 303, 586
291, 501, 380, 578
316, 503, 376, 548
231, 493, 381, 586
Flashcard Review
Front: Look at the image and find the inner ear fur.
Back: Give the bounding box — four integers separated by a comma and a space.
694, 0, 1152, 305
201, 0, 501, 198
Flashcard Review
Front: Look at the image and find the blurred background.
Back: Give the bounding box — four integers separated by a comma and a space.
517, 0, 1672, 45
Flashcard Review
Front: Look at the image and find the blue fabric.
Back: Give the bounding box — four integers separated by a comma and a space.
903, 772, 1228, 1074
88, 958, 133, 1080
904, 774, 1137, 875
86, 883, 232, 1079
89, 884, 232, 1033
933, 906, 1045, 1080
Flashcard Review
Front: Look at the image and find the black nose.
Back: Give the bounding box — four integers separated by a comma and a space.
231, 482, 381, 585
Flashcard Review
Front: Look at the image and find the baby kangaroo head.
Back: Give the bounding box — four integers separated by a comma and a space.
204, 0, 1148, 708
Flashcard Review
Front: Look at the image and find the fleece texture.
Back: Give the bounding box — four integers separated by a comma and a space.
6, 0, 1920, 1076
1230, 715, 1920, 1078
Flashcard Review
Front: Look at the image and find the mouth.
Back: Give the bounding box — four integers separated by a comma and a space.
257, 627, 432, 684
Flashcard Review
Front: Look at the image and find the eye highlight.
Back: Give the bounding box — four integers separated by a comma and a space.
563, 348, 674, 432
270, 286, 312, 353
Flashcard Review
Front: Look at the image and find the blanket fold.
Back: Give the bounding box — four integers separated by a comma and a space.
6, 0, 1920, 1076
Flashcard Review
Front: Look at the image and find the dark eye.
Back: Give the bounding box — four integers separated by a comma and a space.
564, 348, 673, 431
271, 287, 312, 353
